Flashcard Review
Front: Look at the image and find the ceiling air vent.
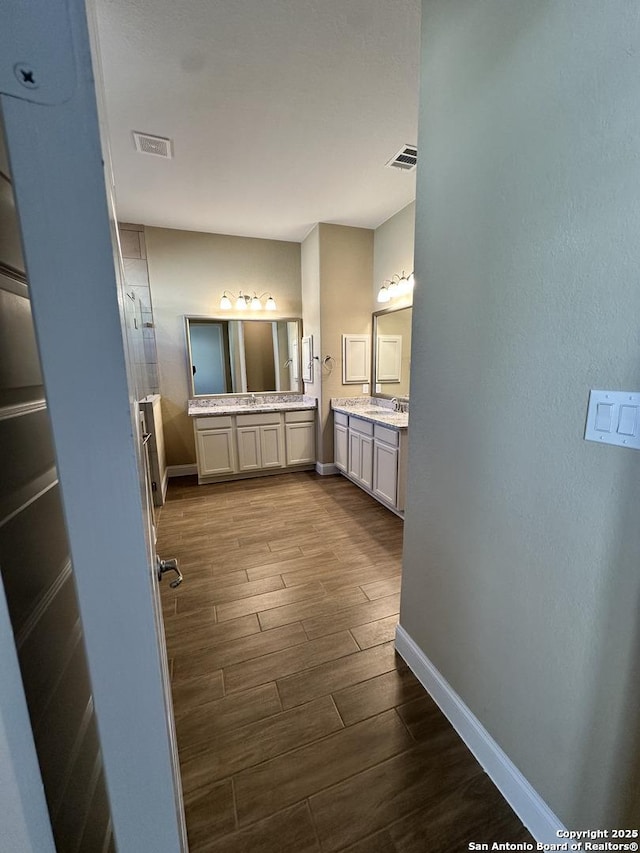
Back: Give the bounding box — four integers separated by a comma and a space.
386, 144, 417, 171
132, 131, 173, 159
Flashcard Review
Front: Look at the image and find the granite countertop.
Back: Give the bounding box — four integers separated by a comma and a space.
331, 397, 409, 430
188, 394, 317, 416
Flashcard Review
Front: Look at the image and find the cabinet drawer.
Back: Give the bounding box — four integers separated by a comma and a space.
236, 412, 281, 426
284, 409, 315, 423
349, 416, 374, 437
333, 411, 348, 427
195, 416, 233, 430
374, 424, 399, 447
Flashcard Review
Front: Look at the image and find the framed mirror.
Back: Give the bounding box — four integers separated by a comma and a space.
185, 316, 302, 397
372, 306, 412, 398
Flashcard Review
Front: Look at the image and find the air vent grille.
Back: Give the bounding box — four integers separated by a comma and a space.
386, 144, 417, 171
132, 131, 173, 159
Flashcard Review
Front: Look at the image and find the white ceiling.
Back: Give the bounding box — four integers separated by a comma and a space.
94, 0, 421, 242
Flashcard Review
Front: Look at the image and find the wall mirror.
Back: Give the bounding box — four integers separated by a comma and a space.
372, 306, 412, 398
185, 317, 302, 396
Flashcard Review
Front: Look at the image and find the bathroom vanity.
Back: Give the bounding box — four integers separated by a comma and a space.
189, 395, 316, 484
332, 398, 408, 517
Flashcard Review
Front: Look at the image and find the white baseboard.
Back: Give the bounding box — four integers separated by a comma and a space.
166, 464, 197, 478
395, 625, 566, 844
315, 462, 338, 475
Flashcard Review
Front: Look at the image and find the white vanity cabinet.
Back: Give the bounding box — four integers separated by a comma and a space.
194, 416, 236, 476
333, 409, 408, 516
373, 424, 401, 509
236, 412, 285, 471
193, 408, 316, 484
333, 412, 348, 472
348, 416, 374, 490
284, 410, 316, 466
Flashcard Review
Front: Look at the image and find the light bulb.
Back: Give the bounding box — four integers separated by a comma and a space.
407, 272, 415, 290
220, 294, 232, 310
265, 296, 277, 311
236, 294, 247, 310
387, 279, 398, 296
251, 295, 262, 310
377, 285, 390, 303
397, 275, 409, 294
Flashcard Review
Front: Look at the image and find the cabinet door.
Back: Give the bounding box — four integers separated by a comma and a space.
237, 426, 262, 471
373, 441, 398, 506
196, 429, 236, 475
260, 424, 284, 469
342, 334, 371, 383
286, 422, 315, 465
334, 424, 348, 472
360, 435, 374, 489
348, 431, 362, 480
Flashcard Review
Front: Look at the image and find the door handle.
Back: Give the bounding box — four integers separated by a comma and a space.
156, 555, 183, 588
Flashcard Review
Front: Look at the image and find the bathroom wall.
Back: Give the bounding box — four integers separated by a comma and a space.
318, 224, 373, 462
302, 223, 373, 465
372, 201, 415, 312
145, 226, 301, 465
402, 0, 640, 828
301, 225, 323, 456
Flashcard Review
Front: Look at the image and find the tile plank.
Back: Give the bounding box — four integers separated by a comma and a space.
234, 710, 413, 826
172, 623, 307, 681
224, 631, 359, 695
171, 671, 224, 715
180, 695, 343, 792
351, 613, 399, 649
175, 683, 282, 757
183, 780, 236, 852
246, 551, 338, 582
389, 773, 532, 853
302, 594, 400, 640
333, 667, 425, 726
341, 830, 397, 853
361, 576, 402, 600
202, 802, 320, 853
258, 586, 368, 631
176, 575, 284, 613
165, 613, 260, 657
277, 641, 402, 709
216, 582, 325, 623
309, 732, 484, 851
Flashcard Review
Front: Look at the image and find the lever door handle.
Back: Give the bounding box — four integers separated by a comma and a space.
156, 556, 183, 588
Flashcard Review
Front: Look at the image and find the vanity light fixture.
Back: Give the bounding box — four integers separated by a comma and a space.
376, 271, 415, 303
219, 291, 278, 311
397, 271, 415, 295
377, 283, 391, 303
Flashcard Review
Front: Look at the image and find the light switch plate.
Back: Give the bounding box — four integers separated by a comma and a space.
585, 390, 640, 449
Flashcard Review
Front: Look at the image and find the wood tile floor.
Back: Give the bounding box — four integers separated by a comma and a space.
157, 472, 533, 853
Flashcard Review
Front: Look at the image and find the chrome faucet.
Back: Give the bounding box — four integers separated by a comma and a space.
391, 397, 399, 412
